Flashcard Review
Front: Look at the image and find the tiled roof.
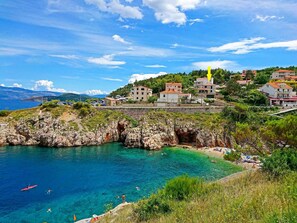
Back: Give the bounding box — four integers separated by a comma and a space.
267, 82, 292, 89
275, 70, 295, 73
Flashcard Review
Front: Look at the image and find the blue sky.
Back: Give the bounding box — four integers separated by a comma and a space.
0, 0, 297, 94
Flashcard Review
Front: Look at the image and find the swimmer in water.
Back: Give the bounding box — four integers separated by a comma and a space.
136, 186, 140, 191
46, 189, 52, 195
47, 208, 51, 213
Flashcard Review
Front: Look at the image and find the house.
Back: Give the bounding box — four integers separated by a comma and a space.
130, 86, 152, 102
194, 78, 216, 98
271, 70, 296, 80
284, 75, 297, 81
165, 83, 182, 93
237, 80, 253, 86
157, 82, 191, 106
105, 97, 118, 106
260, 82, 297, 107
241, 70, 257, 79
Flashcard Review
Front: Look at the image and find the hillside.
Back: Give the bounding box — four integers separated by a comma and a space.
109, 66, 297, 97
0, 86, 61, 100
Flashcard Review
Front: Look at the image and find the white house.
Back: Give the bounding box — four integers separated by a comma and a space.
260, 82, 297, 107
157, 83, 191, 106
271, 70, 296, 80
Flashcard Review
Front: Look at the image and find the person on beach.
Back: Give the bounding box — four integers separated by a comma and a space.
122, 194, 126, 203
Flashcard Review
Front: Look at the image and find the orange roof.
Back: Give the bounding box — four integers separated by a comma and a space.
268, 82, 292, 89
166, 82, 182, 85
276, 70, 295, 73
285, 75, 297, 80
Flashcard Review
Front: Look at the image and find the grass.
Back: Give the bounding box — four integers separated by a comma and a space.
98, 171, 297, 223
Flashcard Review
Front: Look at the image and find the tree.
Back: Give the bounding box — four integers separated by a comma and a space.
262, 115, 297, 149
244, 90, 268, 106
245, 70, 255, 80
148, 96, 158, 103
224, 79, 242, 96
254, 73, 270, 84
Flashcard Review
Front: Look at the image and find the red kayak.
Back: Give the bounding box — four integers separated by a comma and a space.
21, 185, 38, 191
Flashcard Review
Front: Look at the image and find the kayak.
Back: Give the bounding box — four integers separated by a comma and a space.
21, 185, 38, 191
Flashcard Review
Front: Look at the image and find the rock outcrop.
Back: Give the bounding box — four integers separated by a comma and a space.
0, 108, 233, 150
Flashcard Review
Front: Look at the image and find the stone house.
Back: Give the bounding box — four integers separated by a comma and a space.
271, 70, 296, 80
130, 86, 152, 102
194, 78, 216, 98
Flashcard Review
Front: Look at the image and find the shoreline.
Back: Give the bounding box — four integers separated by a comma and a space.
76, 144, 255, 223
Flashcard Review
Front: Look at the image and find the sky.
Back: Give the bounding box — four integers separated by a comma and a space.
0, 0, 297, 94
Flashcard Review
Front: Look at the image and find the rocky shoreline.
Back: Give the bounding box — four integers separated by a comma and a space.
0, 108, 233, 150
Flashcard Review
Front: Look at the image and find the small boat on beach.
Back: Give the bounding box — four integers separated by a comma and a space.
21, 185, 38, 191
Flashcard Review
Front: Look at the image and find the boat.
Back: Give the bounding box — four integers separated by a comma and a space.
21, 185, 38, 191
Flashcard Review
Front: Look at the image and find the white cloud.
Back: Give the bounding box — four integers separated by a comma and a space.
50, 54, 79, 59
208, 37, 297, 54
125, 0, 134, 3
145, 64, 166, 68
85, 89, 109, 95
12, 83, 22, 88
112, 34, 131, 44
143, 0, 202, 25
129, 71, 167, 83
87, 54, 126, 66
85, 0, 143, 19
171, 43, 179, 48
189, 18, 204, 25
192, 60, 239, 70
122, 25, 134, 29
102, 77, 123, 82
254, 15, 284, 22
33, 80, 67, 92
0, 84, 5, 87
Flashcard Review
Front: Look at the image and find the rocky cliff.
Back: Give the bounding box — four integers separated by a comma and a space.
0, 107, 232, 150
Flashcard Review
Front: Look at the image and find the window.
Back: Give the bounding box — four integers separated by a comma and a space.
141, 88, 145, 90
141, 97, 144, 100
163, 95, 165, 97
136, 97, 138, 99
142, 92, 144, 95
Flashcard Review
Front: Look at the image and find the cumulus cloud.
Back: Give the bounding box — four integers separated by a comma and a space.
145, 64, 166, 68
192, 60, 239, 70
208, 37, 297, 54
33, 80, 67, 92
254, 15, 284, 22
85, 0, 143, 19
0, 84, 5, 87
112, 34, 131, 44
87, 54, 126, 67
85, 89, 109, 95
128, 71, 167, 83
12, 83, 22, 88
143, 0, 201, 25
102, 77, 123, 82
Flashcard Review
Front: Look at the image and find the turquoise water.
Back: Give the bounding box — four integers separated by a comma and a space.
0, 143, 242, 223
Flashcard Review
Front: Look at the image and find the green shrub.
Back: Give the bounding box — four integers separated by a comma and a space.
224, 150, 241, 162
41, 100, 60, 109
104, 203, 114, 212
164, 175, 204, 201
262, 148, 297, 178
133, 192, 171, 221
0, 110, 10, 117
73, 102, 91, 110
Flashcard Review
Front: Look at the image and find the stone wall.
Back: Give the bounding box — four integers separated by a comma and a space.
97, 106, 224, 119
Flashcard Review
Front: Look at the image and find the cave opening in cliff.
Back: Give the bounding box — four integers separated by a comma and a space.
175, 130, 196, 145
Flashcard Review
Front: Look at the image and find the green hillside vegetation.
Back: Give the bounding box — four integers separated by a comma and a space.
43, 93, 100, 102
109, 67, 297, 105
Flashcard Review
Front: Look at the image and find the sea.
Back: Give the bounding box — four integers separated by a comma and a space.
0, 143, 242, 223
0, 100, 40, 111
